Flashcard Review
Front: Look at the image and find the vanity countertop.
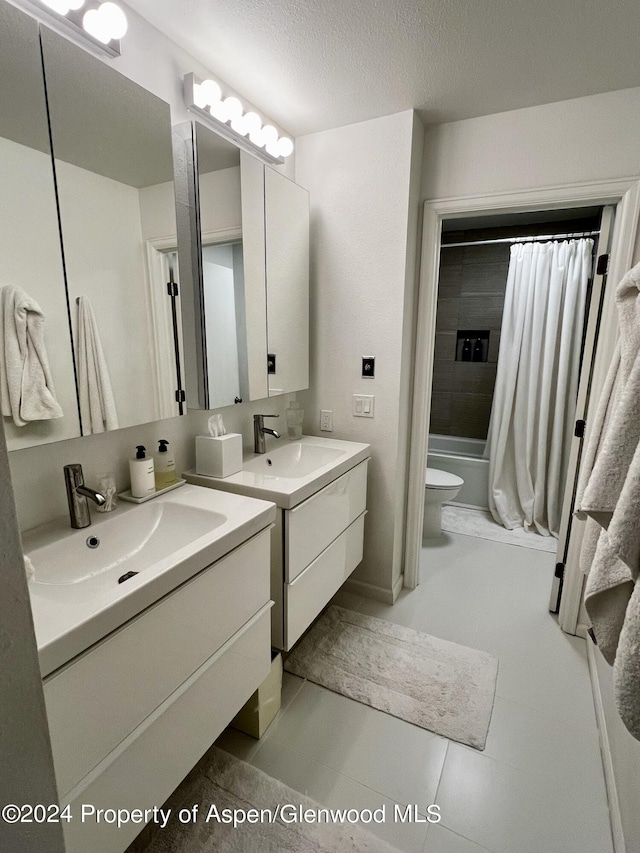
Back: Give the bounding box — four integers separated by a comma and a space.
24, 484, 276, 677
184, 435, 371, 509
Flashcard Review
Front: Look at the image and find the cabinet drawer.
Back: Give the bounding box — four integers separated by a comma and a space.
285, 459, 368, 581
285, 512, 365, 649
62, 604, 272, 853
45, 528, 270, 798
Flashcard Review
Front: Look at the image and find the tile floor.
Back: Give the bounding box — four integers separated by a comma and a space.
214, 530, 613, 853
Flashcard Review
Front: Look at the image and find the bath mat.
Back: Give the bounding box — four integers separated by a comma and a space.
285, 606, 497, 750
442, 505, 558, 553
144, 746, 399, 853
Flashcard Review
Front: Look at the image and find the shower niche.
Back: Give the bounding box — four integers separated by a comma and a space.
456, 330, 490, 362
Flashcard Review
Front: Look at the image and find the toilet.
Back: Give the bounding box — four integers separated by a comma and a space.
423, 467, 464, 537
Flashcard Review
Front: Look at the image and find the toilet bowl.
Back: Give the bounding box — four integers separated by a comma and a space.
423, 467, 464, 537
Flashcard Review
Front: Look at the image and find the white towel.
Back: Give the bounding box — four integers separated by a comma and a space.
76, 296, 118, 434
0, 285, 63, 427
574, 261, 640, 685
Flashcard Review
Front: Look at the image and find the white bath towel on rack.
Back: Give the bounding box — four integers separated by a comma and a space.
0, 285, 63, 426
76, 296, 118, 433
574, 261, 640, 664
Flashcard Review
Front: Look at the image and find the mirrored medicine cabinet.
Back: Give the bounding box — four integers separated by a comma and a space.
0, 0, 310, 455
173, 121, 310, 410
0, 0, 182, 452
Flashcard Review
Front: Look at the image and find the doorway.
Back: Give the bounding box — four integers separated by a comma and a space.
403, 179, 640, 636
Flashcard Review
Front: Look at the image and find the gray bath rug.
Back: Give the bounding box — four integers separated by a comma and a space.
285, 606, 498, 750
441, 505, 558, 553
144, 746, 399, 853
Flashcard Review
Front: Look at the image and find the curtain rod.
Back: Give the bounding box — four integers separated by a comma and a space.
441, 230, 600, 249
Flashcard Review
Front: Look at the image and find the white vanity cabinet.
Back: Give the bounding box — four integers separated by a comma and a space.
279, 458, 368, 649
185, 438, 371, 652
42, 528, 272, 853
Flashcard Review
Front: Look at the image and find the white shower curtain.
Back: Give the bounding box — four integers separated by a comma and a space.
487, 239, 593, 537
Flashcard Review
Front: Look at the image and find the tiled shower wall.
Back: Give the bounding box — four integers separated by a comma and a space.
430, 243, 510, 439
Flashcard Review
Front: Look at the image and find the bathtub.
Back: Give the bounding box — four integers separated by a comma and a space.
427, 434, 489, 510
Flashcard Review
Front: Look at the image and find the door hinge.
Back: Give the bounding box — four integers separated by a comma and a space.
167, 282, 179, 297
555, 562, 565, 580
175, 389, 186, 403
596, 254, 609, 276
267, 353, 276, 374
574, 419, 586, 438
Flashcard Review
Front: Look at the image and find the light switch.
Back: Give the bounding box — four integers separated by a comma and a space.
353, 394, 374, 418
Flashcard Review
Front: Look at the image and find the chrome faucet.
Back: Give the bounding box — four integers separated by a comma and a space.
64, 464, 106, 529
253, 414, 281, 454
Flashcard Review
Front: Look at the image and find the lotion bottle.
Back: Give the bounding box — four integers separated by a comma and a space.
130, 445, 155, 498
155, 439, 176, 489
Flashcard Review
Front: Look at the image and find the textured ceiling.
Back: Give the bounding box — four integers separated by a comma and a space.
126, 0, 640, 136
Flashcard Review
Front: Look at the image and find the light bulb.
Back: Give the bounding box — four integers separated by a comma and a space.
42, 0, 71, 13
98, 2, 128, 40
261, 125, 278, 147
83, 8, 110, 43
209, 100, 230, 123
199, 79, 222, 106
223, 97, 243, 121
230, 115, 249, 136
243, 112, 262, 135
249, 129, 265, 147
265, 139, 281, 158
277, 137, 294, 158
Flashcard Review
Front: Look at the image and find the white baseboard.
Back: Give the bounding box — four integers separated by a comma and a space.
344, 578, 396, 605
391, 573, 404, 603
586, 636, 626, 853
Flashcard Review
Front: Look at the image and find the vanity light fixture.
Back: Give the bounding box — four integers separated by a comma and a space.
29, 0, 128, 56
184, 73, 294, 165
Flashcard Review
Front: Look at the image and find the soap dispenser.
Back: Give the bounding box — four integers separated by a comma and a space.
155, 439, 176, 489
129, 445, 155, 498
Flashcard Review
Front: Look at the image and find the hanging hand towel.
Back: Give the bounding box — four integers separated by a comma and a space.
0, 285, 63, 426
76, 296, 118, 434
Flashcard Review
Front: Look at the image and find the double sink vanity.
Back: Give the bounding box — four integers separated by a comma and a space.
24, 436, 369, 853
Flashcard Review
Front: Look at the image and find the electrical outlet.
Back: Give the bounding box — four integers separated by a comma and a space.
353, 395, 374, 418
320, 409, 333, 431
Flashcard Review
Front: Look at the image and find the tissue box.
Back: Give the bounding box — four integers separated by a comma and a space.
196, 433, 243, 478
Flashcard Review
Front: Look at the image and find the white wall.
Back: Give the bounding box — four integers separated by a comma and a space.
295, 109, 424, 599
0, 416, 64, 853
422, 86, 640, 200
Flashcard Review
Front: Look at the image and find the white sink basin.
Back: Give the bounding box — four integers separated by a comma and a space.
185, 436, 371, 509
30, 502, 225, 593
243, 441, 345, 478
25, 484, 276, 677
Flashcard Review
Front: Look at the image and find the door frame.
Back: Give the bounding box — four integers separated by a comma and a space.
404, 178, 640, 635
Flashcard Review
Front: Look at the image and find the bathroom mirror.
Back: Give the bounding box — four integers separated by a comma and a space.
0, 2, 81, 451
265, 166, 309, 396
174, 121, 309, 410
41, 28, 183, 435
174, 121, 268, 409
